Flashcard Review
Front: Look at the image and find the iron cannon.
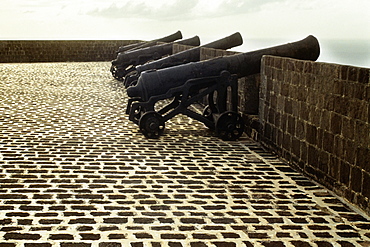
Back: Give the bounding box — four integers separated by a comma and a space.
126, 35, 320, 140
124, 32, 243, 87
117, 30, 183, 53
111, 36, 200, 81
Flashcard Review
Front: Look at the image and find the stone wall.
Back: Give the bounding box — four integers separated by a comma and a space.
0, 40, 140, 63
259, 55, 370, 214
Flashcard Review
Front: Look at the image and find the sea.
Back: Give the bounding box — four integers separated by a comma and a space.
234, 39, 370, 68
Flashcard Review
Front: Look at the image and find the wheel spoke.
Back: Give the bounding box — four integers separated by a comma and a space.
139, 111, 165, 139
215, 111, 244, 141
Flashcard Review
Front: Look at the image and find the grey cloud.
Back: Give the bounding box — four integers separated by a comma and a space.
217, 0, 267, 14
21, 0, 71, 8
87, 2, 148, 19
87, 0, 199, 20
86, 0, 287, 20
213, 0, 291, 16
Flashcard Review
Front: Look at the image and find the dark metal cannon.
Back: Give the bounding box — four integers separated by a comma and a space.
126, 35, 320, 140
111, 36, 200, 81
124, 32, 243, 87
117, 30, 183, 53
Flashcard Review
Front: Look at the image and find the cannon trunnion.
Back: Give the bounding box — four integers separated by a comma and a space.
126, 35, 320, 140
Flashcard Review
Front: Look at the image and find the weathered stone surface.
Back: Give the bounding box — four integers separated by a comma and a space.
0, 62, 368, 246
0, 40, 139, 63
260, 56, 370, 215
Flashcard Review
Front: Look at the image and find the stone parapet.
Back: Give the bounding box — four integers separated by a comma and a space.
259, 55, 370, 214
0, 40, 140, 63
172, 44, 196, 54
200, 47, 237, 60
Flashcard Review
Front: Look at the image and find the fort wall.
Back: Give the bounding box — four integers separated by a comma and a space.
1, 40, 368, 215
0, 40, 139, 63
259, 55, 370, 214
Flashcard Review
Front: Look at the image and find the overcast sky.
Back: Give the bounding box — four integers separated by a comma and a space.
1, 0, 369, 66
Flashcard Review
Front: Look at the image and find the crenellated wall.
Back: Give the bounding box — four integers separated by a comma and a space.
259, 55, 370, 214
0, 40, 140, 63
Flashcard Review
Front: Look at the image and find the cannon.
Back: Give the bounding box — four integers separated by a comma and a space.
117, 30, 183, 53
124, 32, 243, 87
126, 35, 320, 140
111, 36, 200, 81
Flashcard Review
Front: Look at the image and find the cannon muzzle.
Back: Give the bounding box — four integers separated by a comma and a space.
117, 30, 183, 53
202, 32, 243, 50
127, 35, 320, 101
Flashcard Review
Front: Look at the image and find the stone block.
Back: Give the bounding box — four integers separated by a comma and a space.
339, 161, 351, 185
330, 112, 342, 135
348, 67, 359, 82
356, 147, 370, 172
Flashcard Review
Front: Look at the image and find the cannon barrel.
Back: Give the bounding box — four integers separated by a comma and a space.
117, 42, 146, 53
117, 30, 183, 53
202, 32, 243, 50
113, 36, 200, 66
111, 36, 201, 80
135, 32, 243, 74
127, 35, 320, 101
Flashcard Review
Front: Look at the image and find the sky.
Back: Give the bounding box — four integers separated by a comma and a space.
0, 0, 369, 67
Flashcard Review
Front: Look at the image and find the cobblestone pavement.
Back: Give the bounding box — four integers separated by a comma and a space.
0, 62, 369, 247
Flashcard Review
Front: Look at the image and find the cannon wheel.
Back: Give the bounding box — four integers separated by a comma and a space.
124, 75, 138, 88
216, 111, 244, 141
139, 111, 165, 139
132, 105, 144, 124
202, 106, 216, 130
111, 65, 124, 81
202, 106, 213, 121
123, 70, 139, 88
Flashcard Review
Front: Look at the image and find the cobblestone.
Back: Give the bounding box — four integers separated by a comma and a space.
0, 62, 369, 246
